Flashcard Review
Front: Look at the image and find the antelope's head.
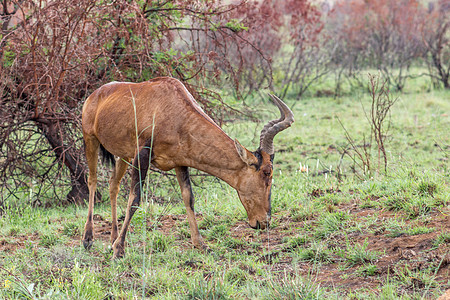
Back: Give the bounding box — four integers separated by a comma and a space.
234, 94, 294, 230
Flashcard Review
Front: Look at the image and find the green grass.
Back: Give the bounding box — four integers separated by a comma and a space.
356, 264, 379, 277
340, 238, 381, 267
0, 82, 449, 299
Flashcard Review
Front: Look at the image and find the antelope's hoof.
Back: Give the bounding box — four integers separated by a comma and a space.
194, 241, 211, 253
112, 250, 125, 260
83, 238, 93, 250
82, 228, 94, 250
112, 243, 125, 260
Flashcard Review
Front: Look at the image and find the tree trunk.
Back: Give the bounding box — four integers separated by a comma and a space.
35, 119, 100, 204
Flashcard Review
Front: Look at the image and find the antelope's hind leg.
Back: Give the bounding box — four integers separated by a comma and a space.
112, 147, 151, 259
82, 135, 100, 250
109, 158, 130, 245
175, 166, 205, 249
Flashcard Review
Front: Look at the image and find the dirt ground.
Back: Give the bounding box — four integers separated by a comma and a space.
88, 204, 449, 296
155, 205, 450, 296
1, 204, 448, 298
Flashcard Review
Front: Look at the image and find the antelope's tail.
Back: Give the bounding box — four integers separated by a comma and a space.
100, 144, 116, 168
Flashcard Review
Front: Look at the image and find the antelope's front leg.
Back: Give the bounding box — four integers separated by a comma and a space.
175, 166, 205, 249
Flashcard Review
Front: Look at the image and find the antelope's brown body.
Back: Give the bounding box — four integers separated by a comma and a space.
82, 77, 294, 259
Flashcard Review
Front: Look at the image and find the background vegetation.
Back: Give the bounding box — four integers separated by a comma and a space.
0, 0, 449, 299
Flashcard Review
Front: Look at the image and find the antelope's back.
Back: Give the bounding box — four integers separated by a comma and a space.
81, 77, 218, 159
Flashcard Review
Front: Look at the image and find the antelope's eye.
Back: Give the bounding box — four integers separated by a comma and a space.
263, 170, 271, 177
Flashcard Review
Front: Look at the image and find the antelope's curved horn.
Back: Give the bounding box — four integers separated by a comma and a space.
259, 94, 294, 155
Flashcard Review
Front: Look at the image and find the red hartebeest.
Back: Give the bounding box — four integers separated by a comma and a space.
81, 77, 294, 259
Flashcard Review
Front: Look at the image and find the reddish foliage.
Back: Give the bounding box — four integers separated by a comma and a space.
0, 0, 277, 204
198, 0, 324, 100
421, 0, 450, 88
277, 0, 327, 99
328, 0, 427, 91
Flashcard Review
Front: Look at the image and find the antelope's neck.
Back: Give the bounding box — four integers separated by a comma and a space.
181, 123, 246, 190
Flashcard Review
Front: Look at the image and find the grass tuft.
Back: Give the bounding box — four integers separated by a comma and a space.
342, 239, 381, 267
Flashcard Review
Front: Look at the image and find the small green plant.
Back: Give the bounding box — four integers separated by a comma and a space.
295, 242, 332, 263
348, 215, 379, 234
222, 237, 245, 250
291, 206, 316, 221
177, 226, 191, 239
314, 211, 349, 238
384, 217, 407, 237
185, 277, 231, 300
264, 274, 325, 299
415, 180, 438, 197
343, 239, 380, 266
283, 235, 308, 250
401, 195, 435, 218
433, 231, 450, 247
384, 217, 434, 237
0, 266, 37, 300
394, 264, 438, 290
356, 264, 379, 277
379, 276, 401, 299
383, 195, 406, 211
150, 232, 172, 253
62, 222, 80, 237
405, 226, 434, 236
199, 214, 220, 230
250, 241, 262, 250
39, 234, 60, 248
206, 224, 228, 240
69, 261, 104, 299
224, 267, 248, 285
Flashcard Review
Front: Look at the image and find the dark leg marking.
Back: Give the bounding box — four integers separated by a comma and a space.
112, 142, 152, 259
178, 166, 195, 211
175, 166, 204, 249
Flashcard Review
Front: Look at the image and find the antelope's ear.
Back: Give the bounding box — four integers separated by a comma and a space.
234, 139, 258, 166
